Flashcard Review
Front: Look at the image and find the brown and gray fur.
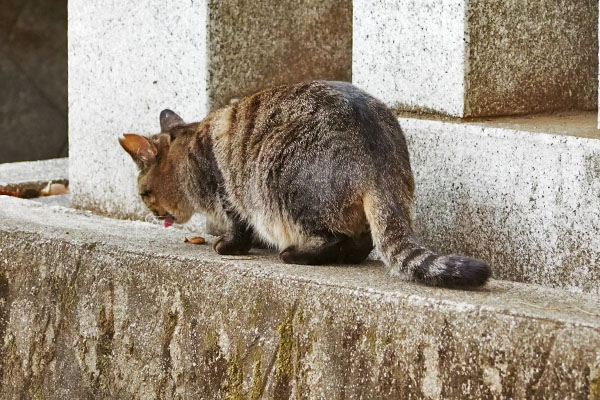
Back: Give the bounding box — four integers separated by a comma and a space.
120, 81, 491, 287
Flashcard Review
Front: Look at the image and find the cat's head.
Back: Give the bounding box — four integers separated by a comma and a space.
119, 109, 194, 225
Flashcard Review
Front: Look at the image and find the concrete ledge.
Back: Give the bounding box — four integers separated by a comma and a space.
1, 197, 599, 398
0, 158, 68, 197
404, 112, 600, 294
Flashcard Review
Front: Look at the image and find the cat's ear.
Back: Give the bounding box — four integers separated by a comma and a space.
119, 134, 158, 165
160, 109, 185, 133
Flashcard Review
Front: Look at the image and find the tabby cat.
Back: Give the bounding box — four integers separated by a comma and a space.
119, 81, 491, 287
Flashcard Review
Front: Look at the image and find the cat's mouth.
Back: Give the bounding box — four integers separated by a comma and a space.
161, 214, 176, 228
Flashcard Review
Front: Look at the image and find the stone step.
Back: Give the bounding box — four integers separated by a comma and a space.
0, 196, 598, 398
0, 157, 68, 197
403, 111, 600, 294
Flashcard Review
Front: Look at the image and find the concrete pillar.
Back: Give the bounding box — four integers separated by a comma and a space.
354, 0, 598, 118
68, 0, 351, 218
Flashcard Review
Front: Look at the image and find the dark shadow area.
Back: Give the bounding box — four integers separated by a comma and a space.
0, 0, 67, 163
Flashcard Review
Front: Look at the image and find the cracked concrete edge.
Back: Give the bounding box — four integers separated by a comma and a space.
0, 196, 599, 398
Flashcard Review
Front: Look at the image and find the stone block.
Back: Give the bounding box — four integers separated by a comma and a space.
353, 0, 598, 117
353, 0, 466, 116
0, 157, 68, 197
403, 112, 600, 294
68, 0, 351, 218
0, 196, 599, 398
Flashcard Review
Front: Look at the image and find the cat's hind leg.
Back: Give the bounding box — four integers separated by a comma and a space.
213, 214, 253, 255
339, 231, 374, 264
279, 232, 373, 265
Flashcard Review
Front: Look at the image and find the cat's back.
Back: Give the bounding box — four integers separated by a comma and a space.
205, 80, 414, 233
210, 80, 407, 167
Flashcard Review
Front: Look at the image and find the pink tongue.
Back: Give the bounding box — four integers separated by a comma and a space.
164, 216, 174, 228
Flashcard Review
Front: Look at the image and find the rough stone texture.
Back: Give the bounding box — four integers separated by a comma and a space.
208, 0, 351, 109
402, 112, 600, 294
353, 0, 466, 116
353, 0, 598, 117
0, 158, 68, 197
0, 196, 599, 399
68, 0, 351, 219
466, 0, 598, 116
31, 193, 71, 207
0, 0, 68, 163
68, 0, 210, 219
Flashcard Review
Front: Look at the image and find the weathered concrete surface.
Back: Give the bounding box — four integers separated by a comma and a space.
353, 0, 466, 116
0, 158, 68, 197
1, 196, 599, 399
68, 0, 351, 219
353, 0, 598, 117
68, 0, 210, 219
31, 193, 71, 207
403, 112, 600, 295
207, 0, 351, 110
0, 157, 67, 187
465, 0, 598, 116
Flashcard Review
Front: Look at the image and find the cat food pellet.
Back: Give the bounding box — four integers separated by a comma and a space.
184, 236, 205, 244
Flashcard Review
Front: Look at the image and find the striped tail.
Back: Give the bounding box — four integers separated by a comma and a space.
364, 192, 491, 288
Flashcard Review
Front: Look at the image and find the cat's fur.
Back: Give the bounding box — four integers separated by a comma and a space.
120, 81, 491, 287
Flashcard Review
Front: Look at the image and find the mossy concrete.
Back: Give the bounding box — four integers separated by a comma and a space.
0, 196, 599, 399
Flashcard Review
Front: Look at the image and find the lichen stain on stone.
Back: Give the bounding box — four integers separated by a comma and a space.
274, 313, 294, 398
293, 313, 317, 397
95, 305, 115, 391
342, 320, 364, 351
590, 368, 600, 400
295, 308, 304, 326
0, 271, 9, 386
365, 326, 377, 357
199, 329, 228, 394
249, 358, 262, 400
222, 349, 245, 400
157, 310, 179, 398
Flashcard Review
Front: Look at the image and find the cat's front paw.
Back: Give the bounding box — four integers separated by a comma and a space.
213, 237, 251, 255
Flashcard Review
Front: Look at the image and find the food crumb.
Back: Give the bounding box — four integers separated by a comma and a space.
184, 236, 205, 245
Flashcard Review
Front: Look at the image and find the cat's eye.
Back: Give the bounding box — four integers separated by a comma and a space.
139, 190, 152, 198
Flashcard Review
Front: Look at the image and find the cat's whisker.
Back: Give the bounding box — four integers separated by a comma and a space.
144, 214, 162, 227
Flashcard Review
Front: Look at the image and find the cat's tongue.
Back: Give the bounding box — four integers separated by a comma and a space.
164, 215, 174, 228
